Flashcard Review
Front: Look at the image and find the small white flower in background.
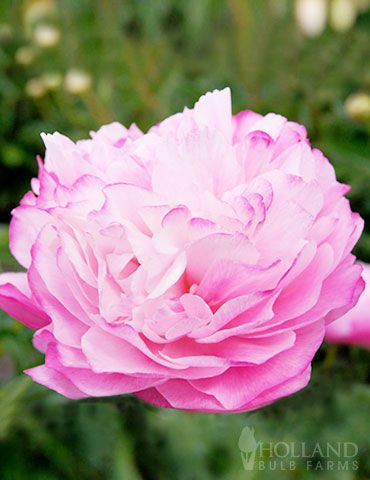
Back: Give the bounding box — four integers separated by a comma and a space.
330, 0, 358, 32
15, 46, 37, 65
295, 0, 327, 37
64, 69, 92, 95
42, 72, 62, 90
345, 92, 370, 121
24, 0, 56, 27
33, 24, 60, 48
25, 78, 47, 98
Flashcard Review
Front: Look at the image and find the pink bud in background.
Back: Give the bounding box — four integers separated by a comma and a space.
326, 263, 370, 350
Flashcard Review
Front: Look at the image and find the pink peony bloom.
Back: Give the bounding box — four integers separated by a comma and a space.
0, 89, 364, 412
326, 263, 370, 350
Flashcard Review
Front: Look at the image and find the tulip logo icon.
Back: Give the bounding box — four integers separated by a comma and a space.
238, 426, 259, 470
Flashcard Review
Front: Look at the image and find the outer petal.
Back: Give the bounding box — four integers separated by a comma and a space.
25, 365, 87, 399
0, 272, 49, 328
188, 321, 324, 411
9, 205, 52, 268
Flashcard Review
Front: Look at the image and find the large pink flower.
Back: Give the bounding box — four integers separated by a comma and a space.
326, 263, 370, 350
0, 89, 364, 412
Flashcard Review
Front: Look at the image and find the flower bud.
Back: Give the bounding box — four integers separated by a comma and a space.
330, 0, 357, 32
64, 69, 92, 95
15, 46, 37, 65
25, 78, 47, 98
33, 24, 60, 48
24, 0, 56, 27
345, 92, 370, 121
295, 0, 327, 37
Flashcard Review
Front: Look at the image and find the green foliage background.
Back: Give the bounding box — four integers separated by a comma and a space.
0, 1, 369, 479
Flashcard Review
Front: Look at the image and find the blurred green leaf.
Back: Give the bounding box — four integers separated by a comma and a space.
0, 375, 31, 439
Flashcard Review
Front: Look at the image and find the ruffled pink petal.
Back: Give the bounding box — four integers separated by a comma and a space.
9, 205, 52, 268
25, 365, 87, 399
188, 321, 324, 410
0, 272, 49, 328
